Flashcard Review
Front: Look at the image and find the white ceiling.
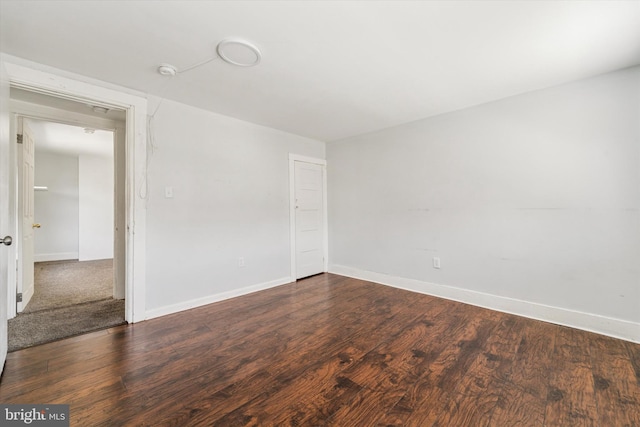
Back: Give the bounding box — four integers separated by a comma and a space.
2, 1, 639, 142
26, 119, 114, 159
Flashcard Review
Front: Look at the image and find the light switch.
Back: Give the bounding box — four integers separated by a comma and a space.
165, 186, 173, 198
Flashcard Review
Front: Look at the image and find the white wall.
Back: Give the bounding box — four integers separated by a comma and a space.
78, 154, 114, 261
328, 66, 640, 341
145, 99, 325, 316
34, 151, 79, 261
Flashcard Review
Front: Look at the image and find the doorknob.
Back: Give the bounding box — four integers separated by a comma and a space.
1, 236, 12, 246
32, 223, 41, 229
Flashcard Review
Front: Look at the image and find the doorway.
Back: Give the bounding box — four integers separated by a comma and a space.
8, 93, 126, 350
1, 60, 147, 372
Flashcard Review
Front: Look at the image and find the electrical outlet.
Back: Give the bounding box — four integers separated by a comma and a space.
238, 257, 245, 267
433, 257, 441, 269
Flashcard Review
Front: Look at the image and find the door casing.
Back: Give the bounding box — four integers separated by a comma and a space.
10, 100, 126, 315
3, 61, 147, 323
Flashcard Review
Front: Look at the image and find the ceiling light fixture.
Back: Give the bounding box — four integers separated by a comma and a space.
216, 39, 262, 67
84, 128, 96, 134
156, 38, 261, 77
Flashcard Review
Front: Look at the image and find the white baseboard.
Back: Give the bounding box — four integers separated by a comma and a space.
145, 276, 294, 320
34, 252, 79, 262
329, 264, 640, 344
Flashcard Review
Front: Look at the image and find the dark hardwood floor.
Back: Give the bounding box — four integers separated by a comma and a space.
1, 273, 639, 426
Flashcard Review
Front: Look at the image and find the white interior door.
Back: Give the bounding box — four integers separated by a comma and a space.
294, 160, 325, 279
19, 120, 36, 312
1, 61, 11, 373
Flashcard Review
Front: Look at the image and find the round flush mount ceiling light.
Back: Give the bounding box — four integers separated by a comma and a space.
216, 39, 262, 67
157, 63, 178, 76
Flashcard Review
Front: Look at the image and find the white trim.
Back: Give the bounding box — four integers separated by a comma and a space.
9, 103, 126, 319
11, 100, 122, 315
329, 264, 640, 344
288, 154, 328, 280
145, 276, 293, 320
34, 252, 78, 262
10, 99, 120, 131
3, 62, 147, 323
289, 154, 327, 166
322, 163, 328, 274
6, 112, 17, 319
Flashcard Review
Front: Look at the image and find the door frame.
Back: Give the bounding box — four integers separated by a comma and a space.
288, 154, 328, 280
3, 61, 147, 323
10, 99, 126, 314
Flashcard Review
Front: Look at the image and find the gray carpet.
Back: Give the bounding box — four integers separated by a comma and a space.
8, 259, 126, 352
8, 299, 125, 352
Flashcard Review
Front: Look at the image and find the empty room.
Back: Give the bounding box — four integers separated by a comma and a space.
0, 1, 638, 426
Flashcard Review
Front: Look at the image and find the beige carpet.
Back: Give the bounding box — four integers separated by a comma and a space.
25, 259, 115, 312
8, 259, 126, 352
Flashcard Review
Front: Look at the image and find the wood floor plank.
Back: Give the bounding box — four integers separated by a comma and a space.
381, 312, 498, 426
429, 314, 526, 427
309, 301, 459, 426
44, 278, 360, 422
544, 326, 598, 427
625, 340, 640, 387
507, 320, 558, 401
260, 295, 441, 426
490, 380, 546, 426
1, 273, 638, 427
120, 281, 414, 425
590, 334, 640, 427
135, 282, 389, 392
190, 286, 430, 426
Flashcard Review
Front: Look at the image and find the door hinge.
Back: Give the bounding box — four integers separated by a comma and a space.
16, 134, 23, 144
16, 293, 22, 303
